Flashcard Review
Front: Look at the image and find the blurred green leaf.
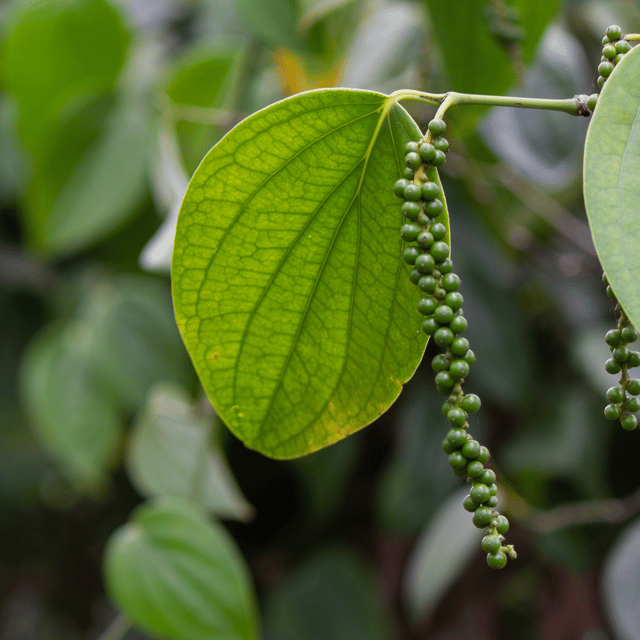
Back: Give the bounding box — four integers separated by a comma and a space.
25, 94, 149, 257
264, 547, 392, 640
583, 42, 640, 331
0, 94, 27, 203
297, 0, 357, 32
402, 487, 482, 621
1, 0, 130, 151
601, 516, 640, 640
172, 89, 443, 458
570, 325, 616, 396
236, 0, 303, 50
19, 324, 121, 490
104, 498, 259, 640
127, 384, 253, 521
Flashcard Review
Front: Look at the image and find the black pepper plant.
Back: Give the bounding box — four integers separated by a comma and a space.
169, 27, 640, 572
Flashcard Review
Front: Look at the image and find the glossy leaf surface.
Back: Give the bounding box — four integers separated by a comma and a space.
104, 498, 259, 640
583, 43, 640, 329
173, 89, 446, 458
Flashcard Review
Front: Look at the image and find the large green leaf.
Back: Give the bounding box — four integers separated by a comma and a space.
104, 498, 259, 640
172, 89, 447, 458
583, 43, 640, 329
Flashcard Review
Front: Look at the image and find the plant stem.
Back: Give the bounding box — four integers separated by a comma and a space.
98, 614, 132, 640
392, 89, 588, 117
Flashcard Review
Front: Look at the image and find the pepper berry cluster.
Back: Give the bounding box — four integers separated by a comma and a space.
587, 25, 633, 112
602, 274, 640, 431
393, 118, 516, 569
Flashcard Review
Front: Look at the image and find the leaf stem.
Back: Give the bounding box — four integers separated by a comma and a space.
625, 34, 640, 41
97, 614, 132, 640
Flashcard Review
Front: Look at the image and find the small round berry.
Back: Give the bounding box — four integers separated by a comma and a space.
403, 183, 422, 201
400, 223, 420, 241
602, 272, 609, 285
416, 231, 434, 249
393, 178, 409, 197
403, 167, 415, 180
425, 199, 443, 218
605, 329, 622, 346
627, 378, 640, 395
463, 349, 476, 365
463, 494, 478, 512
415, 253, 436, 274
434, 327, 455, 346
409, 268, 421, 284
418, 297, 438, 316
447, 407, 467, 427
606, 25, 622, 41
418, 275, 437, 293
421, 317, 438, 335
406, 151, 422, 170
604, 404, 620, 420
461, 439, 480, 459
403, 247, 420, 264
418, 143, 435, 162
430, 150, 446, 167
472, 506, 493, 527
450, 359, 470, 379
597, 75, 606, 88
624, 397, 640, 413
471, 483, 491, 504
495, 515, 509, 534
621, 414, 638, 430
607, 386, 624, 404
622, 326, 639, 343
451, 337, 470, 357
614, 53, 625, 63
401, 201, 420, 220
467, 461, 484, 478
442, 273, 461, 292
613, 346, 629, 362
449, 451, 468, 469
428, 118, 447, 136
486, 551, 507, 569
602, 35, 611, 45
445, 292, 463, 312
435, 370, 454, 389
421, 181, 439, 200
486, 495, 499, 508
480, 469, 496, 485
404, 141, 420, 154
598, 61, 614, 77
605, 358, 622, 374
606, 285, 617, 299
627, 352, 640, 368
439, 258, 453, 274
603, 43, 617, 58
432, 353, 450, 372
430, 241, 450, 262
434, 304, 454, 324
477, 446, 490, 464
430, 223, 446, 240
482, 534, 501, 554
441, 400, 453, 417
616, 40, 631, 54
587, 93, 598, 112
449, 315, 468, 335
488, 483, 498, 496
447, 427, 468, 448
461, 393, 481, 413
433, 136, 449, 152
442, 436, 456, 454
417, 212, 429, 226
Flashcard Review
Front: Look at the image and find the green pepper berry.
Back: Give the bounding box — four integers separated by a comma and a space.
447, 407, 467, 427
602, 35, 611, 45
418, 143, 436, 162
430, 242, 450, 263
434, 327, 455, 347
472, 506, 493, 527
403, 183, 422, 201
430, 223, 447, 240
461, 439, 480, 459
406, 151, 422, 170
624, 397, 640, 413
404, 141, 420, 154
486, 551, 507, 569
428, 118, 447, 136
480, 469, 496, 485
605, 329, 622, 346
627, 378, 640, 395
613, 346, 629, 362
605, 358, 622, 374
439, 259, 453, 274
393, 178, 410, 198
488, 483, 498, 496
587, 93, 599, 112
432, 353, 450, 372
415, 253, 436, 274
622, 326, 639, 343
621, 414, 638, 430
495, 515, 509, 534
463, 349, 476, 365
430, 150, 446, 167
486, 495, 499, 508
421, 181, 440, 200
461, 393, 481, 413
435, 371, 454, 390
614, 53, 625, 64
447, 427, 468, 448
403, 247, 420, 265
409, 268, 421, 284
597, 75, 607, 88
433, 136, 449, 152
434, 304, 454, 324
445, 292, 464, 312
606, 25, 622, 41
416, 231, 434, 249
442, 273, 461, 292
471, 483, 491, 504
607, 386, 624, 404
482, 534, 501, 554
449, 315, 468, 335
450, 359, 470, 379
400, 223, 420, 241
616, 40, 631, 54
451, 337, 470, 357
477, 446, 490, 464
417, 212, 429, 226
603, 43, 617, 58
606, 285, 617, 299
598, 61, 614, 77
401, 201, 420, 220
403, 168, 415, 180
425, 199, 443, 218
441, 400, 453, 417
467, 460, 484, 478
604, 404, 620, 420
449, 451, 468, 469
463, 495, 478, 512
418, 297, 438, 316
418, 275, 437, 293
442, 437, 456, 454
422, 317, 439, 335
627, 352, 640, 368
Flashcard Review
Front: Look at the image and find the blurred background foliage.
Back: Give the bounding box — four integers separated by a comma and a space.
2, 0, 640, 638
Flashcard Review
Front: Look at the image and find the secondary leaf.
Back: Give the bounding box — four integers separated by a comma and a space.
172, 88, 446, 459
583, 43, 640, 330
104, 498, 259, 640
